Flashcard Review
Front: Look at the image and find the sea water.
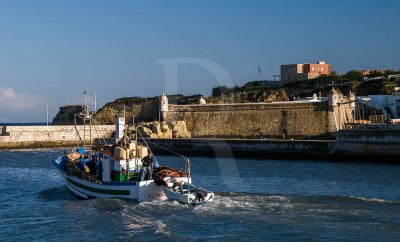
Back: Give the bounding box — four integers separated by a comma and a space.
0, 149, 399, 240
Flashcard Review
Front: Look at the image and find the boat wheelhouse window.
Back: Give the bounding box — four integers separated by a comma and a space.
104, 155, 108, 159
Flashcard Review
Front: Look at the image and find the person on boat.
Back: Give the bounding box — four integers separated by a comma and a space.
196, 185, 207, 202
140, 153, 153, 181
164, 177, 184, 194
153, 175, 184, 193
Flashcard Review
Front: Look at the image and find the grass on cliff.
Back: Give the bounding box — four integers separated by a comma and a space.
212, 73, 400, 100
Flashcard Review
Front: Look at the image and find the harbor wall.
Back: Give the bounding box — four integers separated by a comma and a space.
146, 135, 400, 161
146, 138, 336, 158
0, 125, 115, 149
335, 129, 400, 156
1, 125, 399, 161
163, 101, 338, 139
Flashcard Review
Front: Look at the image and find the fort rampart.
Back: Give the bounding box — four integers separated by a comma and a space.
163, 101, 338, 139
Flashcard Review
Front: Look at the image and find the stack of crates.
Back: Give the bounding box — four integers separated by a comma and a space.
137, 145, 148, 158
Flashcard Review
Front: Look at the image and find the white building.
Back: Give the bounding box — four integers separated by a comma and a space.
359, 92, 400, 119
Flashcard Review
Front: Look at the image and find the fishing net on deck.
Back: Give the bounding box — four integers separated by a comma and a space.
153, 166, 186, 186
154, 166, 186, 178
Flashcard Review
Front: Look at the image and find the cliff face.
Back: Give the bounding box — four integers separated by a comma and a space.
52, 105, 84, 125
93, 97, 159, 125
52, 95, 206, 125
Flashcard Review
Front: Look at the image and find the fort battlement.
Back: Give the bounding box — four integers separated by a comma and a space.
163, 101, 336, 139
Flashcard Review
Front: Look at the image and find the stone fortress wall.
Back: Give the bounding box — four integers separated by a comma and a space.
0, 89, 358, 149
161, 90, 355, 139
165, 102, 333, 139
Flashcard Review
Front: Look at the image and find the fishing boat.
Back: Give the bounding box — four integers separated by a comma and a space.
52, 96, 213, 204
52, 145, 182, 201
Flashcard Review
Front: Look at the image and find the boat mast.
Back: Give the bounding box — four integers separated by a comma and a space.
72, 91, 97, 150
90, 110, 92, 148
123, 104, 130, 180
83, 91, 87, 150
135, 118, 138, 172
186, 158, 191, 194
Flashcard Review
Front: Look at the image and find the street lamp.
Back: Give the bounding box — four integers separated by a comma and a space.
44, 98, 48, 126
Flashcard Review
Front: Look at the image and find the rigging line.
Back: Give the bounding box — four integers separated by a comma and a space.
144, 138, 188, 160
91, 118, 107, 145
91, 119, 103, 145
136, 128, 161, 165
74, 116, 84, 146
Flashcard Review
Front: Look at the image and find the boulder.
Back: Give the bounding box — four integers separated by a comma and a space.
173, 130, 191, 138
137, 120, 191, 138
137, 126, 153, 138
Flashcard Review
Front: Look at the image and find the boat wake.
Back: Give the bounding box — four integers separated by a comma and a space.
191, 192, 400, 218
38, 186, 76, 201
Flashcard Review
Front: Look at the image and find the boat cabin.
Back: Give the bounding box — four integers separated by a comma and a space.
92, 144, 150, 183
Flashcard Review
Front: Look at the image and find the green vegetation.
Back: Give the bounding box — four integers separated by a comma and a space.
211, 70, 400, 101
211, 82, 287, 103
368, 69, 398, 78
343, 70, 364, 82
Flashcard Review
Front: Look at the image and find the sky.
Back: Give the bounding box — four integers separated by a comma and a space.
0, 0, 399, 122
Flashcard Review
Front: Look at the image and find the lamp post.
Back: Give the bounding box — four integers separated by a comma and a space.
44, 97, 49, 126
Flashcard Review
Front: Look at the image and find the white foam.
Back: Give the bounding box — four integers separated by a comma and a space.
193, 193, 294, 217
351, 196, 399, 204
155, 220, 172, 236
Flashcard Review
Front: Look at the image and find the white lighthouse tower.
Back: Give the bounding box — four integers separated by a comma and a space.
160, 93, 168, 121
328, 88, 338, 108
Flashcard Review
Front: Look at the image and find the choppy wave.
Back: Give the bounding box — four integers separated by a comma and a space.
1, 148, 67, 153
38, 186, 76, 201
155, 221, 172, 236
1, 150, 400, 241
308, 195, 400, 205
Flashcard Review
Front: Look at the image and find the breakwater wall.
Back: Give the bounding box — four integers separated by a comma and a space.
146, 131, 400, 161
146, 138, 336, 159
0, 125, 115, 149
1, 125, 399, 161
336, 129, 400, 156
163, 101, 341, 139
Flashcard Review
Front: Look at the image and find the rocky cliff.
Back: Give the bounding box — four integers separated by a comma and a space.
93, 97, 159, 125
52, 105, 85, 125
52, 95, 206, 125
